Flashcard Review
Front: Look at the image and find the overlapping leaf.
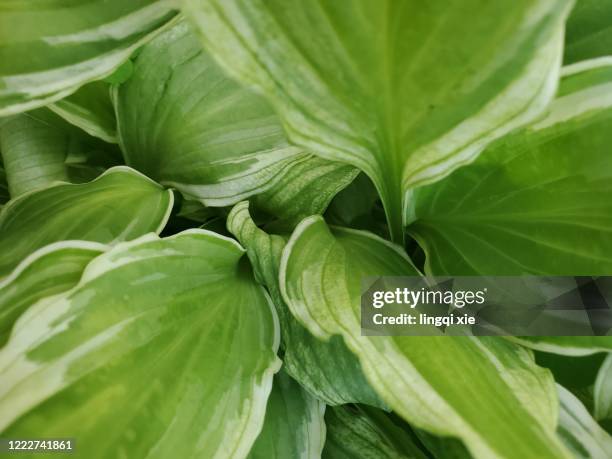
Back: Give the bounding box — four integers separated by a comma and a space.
248, 371, 325, 459
252, 156, 357, 229
557, 385, 612, 458
0, 1, 177, 115
0, 166, 173, 277
406, 61, 612, 276
0, 231, 280, 458
116, 20, 353, 210
406, 60, 612, 356
280, 217, 570, 459
0, 109, 122, 197
227, 202, 383, 407
48, 81, 118, 143
0, 241, 106, 346
184, 0, 572, 241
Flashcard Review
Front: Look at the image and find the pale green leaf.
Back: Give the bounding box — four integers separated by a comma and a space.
0, 109, 122, 197
115, 19, 311, 207
227, 201, 383, 407
0, 241, 106, 346
565, 0, 612, 64
280, 217, 570, 459
0, 1, 178, 116
0, 230, 280, 458
0, 166, 173, 278
322, 405, 428, 459
248, 370, 325, 459
184, 0, 572, 241
557, 385, 612, 459
48, 81, 118, 143
595, 355, 612, 421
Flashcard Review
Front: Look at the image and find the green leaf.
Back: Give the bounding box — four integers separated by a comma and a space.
406, 60, 612, 276
248, 370, 325, 459
184, 0, 572, 241
280, 217, 570, 459
0, 109, 122, 197
595, 355, 612, 421
0, 166, 173, 278
564, 0, 612, 64
322, 405, 428, 459
253, 155, 358, 230
0, 1, 178, 116
48, 81, 118, 143
0, 230, 280, 458
557, 385, 612, 459
0, 241, 106, 346
115, 19, 312, 207
406, 60, 612, 356
227, 202, 383, 407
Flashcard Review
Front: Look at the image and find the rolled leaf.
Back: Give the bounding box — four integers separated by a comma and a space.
557, 385, 612, 458
0, 1, 177, 116
280, 217, 570, 459
322, 405, 428, 459
0, 241, 106, 346
227, 202, 383, 407
0, 109, 122, 197
248, 370, 325, 459
115, 20, 309, 207
184, 0, 572, 241
595, 355, 612, 421
0, 166, 173, 277
0, 230, 280, 458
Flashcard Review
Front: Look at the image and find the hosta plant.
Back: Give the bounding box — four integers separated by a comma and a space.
1, 1, 612, 458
